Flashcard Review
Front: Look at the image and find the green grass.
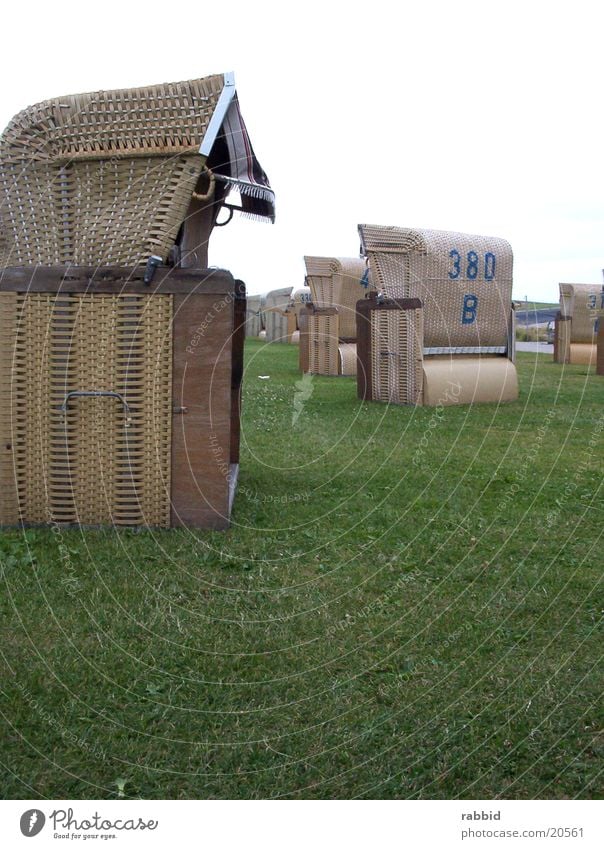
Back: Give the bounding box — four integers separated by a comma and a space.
1, 342, 602, 799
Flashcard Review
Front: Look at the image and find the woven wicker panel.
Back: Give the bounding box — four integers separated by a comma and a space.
359, 225, 513, 349
0, 292, 54, 523
559, 283, 604, 343
0, 292, 172, 527
0, 156, 202, 266
0, 293, 19, 523
307, 313, 339, 375
1, 76, 224, 164
370, 308, 424, 404
304, 256, 373, 338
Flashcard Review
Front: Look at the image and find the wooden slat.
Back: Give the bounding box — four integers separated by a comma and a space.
0, 266, 236, 295
597, 320, 604, 376
170, 292, 234, 529
230, 281, 246, 464
554, 314, 571, 364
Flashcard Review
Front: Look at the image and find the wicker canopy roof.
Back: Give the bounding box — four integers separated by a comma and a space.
0, 72, 274, 267
0, 76, 225, 163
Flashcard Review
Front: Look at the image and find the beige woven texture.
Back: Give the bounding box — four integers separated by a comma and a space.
0, 292, 172, 527
370, 308, 424, 404
559, 283, 603, 342
307, 313, 339, 375
264, 287, 294, 343
359, 225, 513, 349
304, 256, 372, 338
0, 75, 225, 266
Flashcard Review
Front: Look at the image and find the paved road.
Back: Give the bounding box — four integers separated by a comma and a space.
516, 342, 553, 354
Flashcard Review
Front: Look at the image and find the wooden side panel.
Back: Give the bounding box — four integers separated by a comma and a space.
597, 320, 604, 376
287, 310, 297, 342
356, 297, 373, 400
299, 308, 310, 373
554, 314, 571, 364
171, 292, 233, 529
230, 282, 246, 464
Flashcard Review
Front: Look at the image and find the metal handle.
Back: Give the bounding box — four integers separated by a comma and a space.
59, 390, 131, 417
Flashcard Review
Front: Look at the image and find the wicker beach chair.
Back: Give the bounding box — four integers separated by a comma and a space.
302, 256, 372, 375
246, 294, 265, 337
357, 225, 518, 406
553, 283, 603, 365
290, 287, 313, 345
264, 287, 295, 343
0, 73, 274, 529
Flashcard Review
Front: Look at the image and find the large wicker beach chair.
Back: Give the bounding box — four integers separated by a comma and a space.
553, 283, 603, 365
0, 73, 274, 530
357, 225, 518, 406
264, 287, 295, 343
0, 72, 275, 269
302, 256, 372, 375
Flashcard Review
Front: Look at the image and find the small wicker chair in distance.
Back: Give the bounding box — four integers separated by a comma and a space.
357, 225, 518, 406
246, 294, 265, 337
290, 287, 313, 345
264, 287, 295, 343
302, 256, 373, 376
554, 283, 603, 365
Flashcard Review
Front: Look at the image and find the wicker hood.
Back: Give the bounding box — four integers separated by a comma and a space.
0, 72, 275, 267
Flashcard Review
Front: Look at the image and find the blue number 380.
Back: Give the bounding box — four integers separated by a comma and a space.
448, 250, 496, 281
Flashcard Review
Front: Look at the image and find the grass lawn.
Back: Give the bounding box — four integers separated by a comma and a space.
1, 342, 602, 800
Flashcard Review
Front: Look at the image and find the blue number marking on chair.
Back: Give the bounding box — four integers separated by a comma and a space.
466, 251, 479, 280
448, 249, 461, 279
484, 252, 496, 281
462, 294, 478, 324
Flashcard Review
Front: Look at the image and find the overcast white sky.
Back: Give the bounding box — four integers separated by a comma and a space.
2, 1, 602, 300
